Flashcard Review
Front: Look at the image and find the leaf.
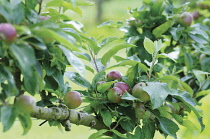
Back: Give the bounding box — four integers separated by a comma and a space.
184, 53, 193, 71
10, 43, 36, 75
154, 39, 162, 53
88, 129, 109, 139
142, 82, 169, 109
1, 106, 17, 132
152, 20, 174, 38
92, 71, 106, 90
158, 117, 179, 138
65, 71, 91, 88
25, 0, 39, 10
46, 0, 82, 16
33, 28, 79, 51
193, 70, 209, 84
81, 35, 100, 54
100, 36, 119, 47
97, 81, 116, 93
121, 92, 138, 101
58, 45, 85, 76
126, 64, 139, 87
101, 44, 136, 65
143, 37, 154, 54
111, 129, 127, 138
189, 34, 208, 44
18, 113, 32, 135
192, 43, 210, 55
142, 119, 156, 139
196, 89, 210, 98
107, 60, 148, 72
100, 109, 112, 127
0, 66, 18, 96
157, 53, 176, 62
169, 27, 185, 41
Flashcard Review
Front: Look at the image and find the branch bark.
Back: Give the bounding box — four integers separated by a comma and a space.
31, 106, 107, 130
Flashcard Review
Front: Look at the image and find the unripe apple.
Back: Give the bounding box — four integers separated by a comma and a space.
64, 91, 82, 109
16, 95, 36, 113
132, 82, 150, 102
133, 103, 151, 119
177, 12, 193, 27
114, 82, 130, 94
106, 70, 122, 81
107, 87, 123, 103
192, 11, 200, 20
0, 23, 17, 42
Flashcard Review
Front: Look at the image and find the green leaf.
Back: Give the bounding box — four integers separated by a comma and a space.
181, 119, 198, 131
0, 66, 18, 96
142, 119, 156, 139
25, 0, 39, 10
100, 109, 112, 127
192, 43, 210, 55
154, 39, 162, 53
97, 81, 116, 93
184, 53, 193, 71
65, 71, 91, 88
111, 129, 127, 138
101, 44, 136, 65
107, 60, 148, 72
121, 92, 138, 101
143, 82, 169, 109
143, 37, 154, 54
193, 70, 209, 85
81, 35, 100, 54
1, 106, 17, 132
10, 43, 36, 75
100, 36, 119, 47
152, 20, 174, 38
196, 89, 210, 98
58, 45, 85, 76
33, 28, 79, 51
189, 34, 208, 44
126, 64, 139, 87
157, 53, 176, 62
46, 0, 82, 16
76, 0, 95, 6
18, 113, 32, 135
92, 71, 106, 90
88, 129, 109, 139
169, 27, 185, 41
158, 117, 179, 138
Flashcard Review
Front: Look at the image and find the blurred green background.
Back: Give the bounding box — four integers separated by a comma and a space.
1, 0, 209, 138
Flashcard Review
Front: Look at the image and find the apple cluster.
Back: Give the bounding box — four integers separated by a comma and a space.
104, 70, 150, 104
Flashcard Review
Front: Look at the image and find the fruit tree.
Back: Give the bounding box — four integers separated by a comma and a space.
0, 0, 210, 139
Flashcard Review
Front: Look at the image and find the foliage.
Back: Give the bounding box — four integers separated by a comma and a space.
0, 0, 210, 139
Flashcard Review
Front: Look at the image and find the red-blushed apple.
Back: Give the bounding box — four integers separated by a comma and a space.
132, 82, 150, 102
177, 12, 193, 27
192, 11, 200, 20
64, 91, 82, 109
0, 23, 17, 42
114, 82, 130, 94
16, 95, 36, 113
40, 16, 50, 21
107, 70, 122, 81
107, 87, 123, 103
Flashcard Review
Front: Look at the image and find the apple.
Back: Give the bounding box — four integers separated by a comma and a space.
177, 12, 193, 27
0, 23, 17, 42
191, 11, 200, 20
40, 16, 50, 21
132, 82, 150, 102
16, 95, 36, 113
64, 91, 82, 109
114, 82, 130, 94
107, 70, 122, 81
107, 87, 123, 103
133, 103, 151, 119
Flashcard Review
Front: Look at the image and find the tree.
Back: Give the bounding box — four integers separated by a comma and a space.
0, 0, 209, 139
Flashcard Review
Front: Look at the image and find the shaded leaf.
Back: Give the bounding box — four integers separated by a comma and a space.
65, 71, 91, 88
100, 109, 112, 127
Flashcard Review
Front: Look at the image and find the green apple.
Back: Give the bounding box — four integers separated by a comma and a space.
132, 82, 150, 102
64, 91, 82, 109
16, 95, 36, 113
107, 87, 123, 103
